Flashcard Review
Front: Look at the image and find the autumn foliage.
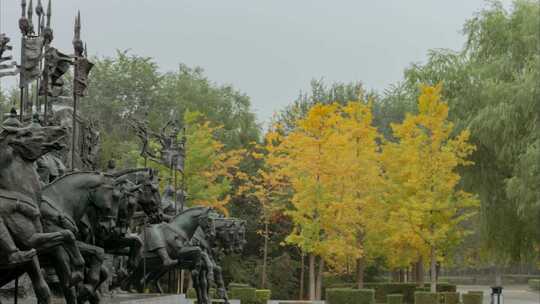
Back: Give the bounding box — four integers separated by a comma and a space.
252, 84, 478, 296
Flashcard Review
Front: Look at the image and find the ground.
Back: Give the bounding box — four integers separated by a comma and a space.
458, 285, 539, 304
1, 286, 539, 304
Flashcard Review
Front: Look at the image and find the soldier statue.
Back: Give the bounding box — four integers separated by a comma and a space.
0, 110, 37, 264
142, 175, 177, 268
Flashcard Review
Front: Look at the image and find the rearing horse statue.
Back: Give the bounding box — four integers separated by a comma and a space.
0, 124, 85, 304
40, 171, 126, 304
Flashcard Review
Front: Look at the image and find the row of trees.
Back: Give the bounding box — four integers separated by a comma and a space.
249, 85, 478, 297
1, 0, 536, 298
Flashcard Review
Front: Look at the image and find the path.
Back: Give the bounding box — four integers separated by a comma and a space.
458, 285, 539, 304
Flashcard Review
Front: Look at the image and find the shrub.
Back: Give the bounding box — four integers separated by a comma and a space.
414, 292, 438, 304
438, 292, 459, 304
187, 288, 197, 299
255, 289, 271, 304
358, 283, 457, 304
386, 294, 403, 304
229, 287, 257, 304
364, 283, 417, 303
462, 293, 482, 304
433, 283, 457, 293
467, 291, 483, 295
229, 282, 250, 289
326, 288, 375, 304
529, 279, 540, 290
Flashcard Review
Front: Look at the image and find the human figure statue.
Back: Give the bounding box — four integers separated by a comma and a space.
32, 112, 67, 184
0, 109, 38, 264
3, 108, 22, 128
160, 179, 175, 215
143, 181, 177, 268
106, 159, 116, 173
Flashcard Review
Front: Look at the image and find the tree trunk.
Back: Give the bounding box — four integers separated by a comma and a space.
494, 265, 502, 286
416, 257, 425, 287
430, 246, 437, 293
261, 221, 269, 288
315, 257, 324, 300
411, 263, 417, 283
309, 254, 316, 300
356, 257, 364, 289
299, 253, 305, 300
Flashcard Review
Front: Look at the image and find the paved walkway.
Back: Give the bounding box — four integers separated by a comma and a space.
458, 285, 540, 304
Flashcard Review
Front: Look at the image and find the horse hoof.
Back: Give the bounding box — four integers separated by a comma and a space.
71, 271, 84, 286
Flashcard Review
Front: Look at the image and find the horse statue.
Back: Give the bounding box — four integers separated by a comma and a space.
98, 169, 163, 269
125, 207, 215, 295
189, 217, 247, 304
39, 171, 129, 304
0, 122, 84, 304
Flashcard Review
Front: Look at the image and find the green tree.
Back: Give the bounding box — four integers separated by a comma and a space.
395, 0, 540, 272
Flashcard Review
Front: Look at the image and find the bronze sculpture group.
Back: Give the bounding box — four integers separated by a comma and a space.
0, 2, 246, 304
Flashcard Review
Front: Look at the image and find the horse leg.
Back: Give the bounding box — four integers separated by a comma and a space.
96, 265, 109, 293
191, 268, 203, 304
199, 266, 209, 304
25, 256, 51, 304
26, 230, 86, 271
77, 242, 106, 304
214, 264, 229, 304
201, 252, 214, 287
124, 235, 143, 269
52, 247, 78, 304
148, 268, 168, 294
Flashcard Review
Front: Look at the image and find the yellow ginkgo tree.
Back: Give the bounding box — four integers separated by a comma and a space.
380, 84, 479, 292
267, 101, 382, 298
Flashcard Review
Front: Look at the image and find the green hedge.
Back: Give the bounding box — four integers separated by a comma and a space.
462, 293, 482, 304
438, 292, 459, 304
326, 288, 375, 304
360, 283, 455, 304
229, 287, 257, 304
363, 283, 416, 303
187, 288, 197, 299
187, 287, 217, 299
414, 292, 438, 304
467, 291, 483, 296
229, 282, 250, 289
426, 283, 456, 293
529, 279, 540, 290
255, 289, 271, 304
386, 294, 403, 304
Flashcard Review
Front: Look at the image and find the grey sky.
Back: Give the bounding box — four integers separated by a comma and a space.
0, 0, 512, 124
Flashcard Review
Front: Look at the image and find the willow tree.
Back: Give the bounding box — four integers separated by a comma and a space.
401, 0, 540, 270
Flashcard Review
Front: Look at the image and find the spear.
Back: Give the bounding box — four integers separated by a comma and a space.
18, 0, 27, 121
42, 0, 52, 125
35, 0, 43, 114
71, 11, 82, 170
27, 0, 34, 35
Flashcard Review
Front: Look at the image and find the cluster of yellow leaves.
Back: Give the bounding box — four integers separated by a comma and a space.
374, 84, 479, 268
255, 84, 479, 272
260, 101, 381, 271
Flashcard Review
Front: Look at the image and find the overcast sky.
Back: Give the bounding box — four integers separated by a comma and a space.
0, 0, 512, 123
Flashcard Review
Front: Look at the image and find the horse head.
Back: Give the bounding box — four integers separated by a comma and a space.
87, 174, 122, 237
113, 168, 162, 217
198, 208, 216, 240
